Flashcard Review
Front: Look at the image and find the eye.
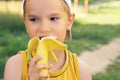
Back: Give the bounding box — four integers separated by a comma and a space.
30, 18, 39, 22
50, 17, 59, 21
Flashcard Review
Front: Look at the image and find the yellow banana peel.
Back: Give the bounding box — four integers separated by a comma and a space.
26, 37, 39, 62
26, 37, 67, 79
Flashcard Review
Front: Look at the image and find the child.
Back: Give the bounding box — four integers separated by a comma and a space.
4, 0, 92, 80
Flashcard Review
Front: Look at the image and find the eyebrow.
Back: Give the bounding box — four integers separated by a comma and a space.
28, 14, 38, 18
27, 13, 61, 18
51, 12, 62, 15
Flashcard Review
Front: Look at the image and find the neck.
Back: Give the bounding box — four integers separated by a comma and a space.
48, 50, 66, 72
54, 49, 65, 59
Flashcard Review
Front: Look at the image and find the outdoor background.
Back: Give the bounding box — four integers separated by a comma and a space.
0, 0, 120, 80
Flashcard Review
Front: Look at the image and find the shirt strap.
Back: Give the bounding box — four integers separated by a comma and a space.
18, 51, 28, 80
72, 53, 80, 80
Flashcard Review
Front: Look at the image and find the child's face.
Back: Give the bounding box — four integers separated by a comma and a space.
24, 0, 74, 42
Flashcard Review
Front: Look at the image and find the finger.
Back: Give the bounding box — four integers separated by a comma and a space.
48, 64, 53, 70
36, 64, 49, 70
39, 73, 49, 79
35, 64, 50, 73
46, 78, 50, 80
29, 55, 43, 66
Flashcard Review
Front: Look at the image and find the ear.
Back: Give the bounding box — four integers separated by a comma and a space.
65, 13, 75, 40
67, 13, 75, 30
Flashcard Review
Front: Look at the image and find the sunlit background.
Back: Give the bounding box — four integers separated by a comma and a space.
0, 0, 120, 80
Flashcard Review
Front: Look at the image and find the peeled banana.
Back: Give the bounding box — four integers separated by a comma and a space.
26, 37, 67, 79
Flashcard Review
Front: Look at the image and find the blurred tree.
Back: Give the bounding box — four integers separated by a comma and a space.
73, 0, 89, 14
73, 0, 78, 12
84, 0, 89, 14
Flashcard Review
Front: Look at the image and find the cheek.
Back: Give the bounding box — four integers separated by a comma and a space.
25, 25, 37, 38
54, 27, 67, 42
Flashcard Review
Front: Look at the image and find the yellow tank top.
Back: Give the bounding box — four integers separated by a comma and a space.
19, 50, 80, 80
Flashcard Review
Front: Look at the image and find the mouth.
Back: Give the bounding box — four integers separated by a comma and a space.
39, 36, 45, 40
39, 36, 57, 40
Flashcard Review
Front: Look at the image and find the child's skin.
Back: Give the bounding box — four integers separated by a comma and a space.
4, 0, 92, 80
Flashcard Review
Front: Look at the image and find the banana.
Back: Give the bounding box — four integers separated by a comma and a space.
26, 37, 67, 79
26, 37, 39, 62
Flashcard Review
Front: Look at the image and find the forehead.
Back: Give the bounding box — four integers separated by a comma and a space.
26, 0, 64, 11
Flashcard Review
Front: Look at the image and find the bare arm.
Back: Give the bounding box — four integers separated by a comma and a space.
4, 54, 22, 80
78, 58, 92, 80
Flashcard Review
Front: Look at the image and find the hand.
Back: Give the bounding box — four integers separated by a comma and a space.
28, 56, 50, 80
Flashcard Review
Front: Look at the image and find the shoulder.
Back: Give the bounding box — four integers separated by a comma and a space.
77, 58, 92, 80
5, 54, 22, 68
4, 54, 22, 80
6, 54, 22, 65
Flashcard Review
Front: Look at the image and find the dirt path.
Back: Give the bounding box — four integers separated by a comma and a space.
79, 38, 120, 74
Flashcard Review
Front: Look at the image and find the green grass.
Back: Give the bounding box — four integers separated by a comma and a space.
93, 55, 120, 80
65, 21, 120, 54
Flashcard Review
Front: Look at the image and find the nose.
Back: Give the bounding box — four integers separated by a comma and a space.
37, 21, 50, 33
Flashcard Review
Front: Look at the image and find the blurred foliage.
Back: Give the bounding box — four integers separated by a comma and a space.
0, 13, 25, 33
0, 31, 29, 57
0, 57, 8, 78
